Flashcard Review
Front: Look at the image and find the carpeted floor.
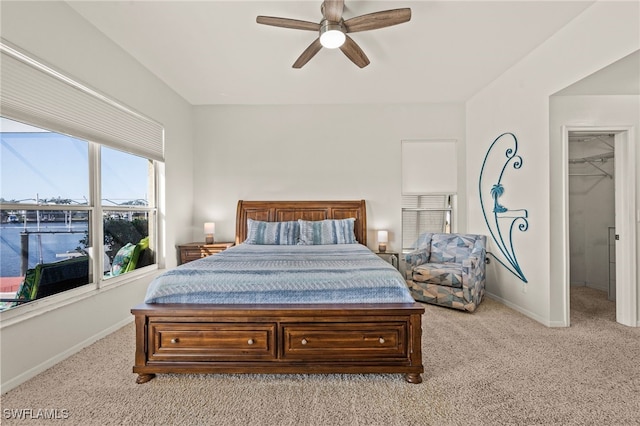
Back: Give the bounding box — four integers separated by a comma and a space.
1, 287, 639, 425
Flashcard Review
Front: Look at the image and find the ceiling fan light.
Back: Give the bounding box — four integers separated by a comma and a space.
319, 21, 345, 49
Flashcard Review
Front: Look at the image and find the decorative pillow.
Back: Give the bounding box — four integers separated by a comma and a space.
124, 237, 149, 273
111, 243, 136, 276
15, 266, 40, 301
298, 218, 357, 245
245, 219, 300, 245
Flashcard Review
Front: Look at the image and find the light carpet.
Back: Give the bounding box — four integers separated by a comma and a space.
1, 287, 639, 425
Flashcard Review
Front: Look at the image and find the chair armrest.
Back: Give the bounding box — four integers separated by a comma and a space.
404, 248, 429, 267
462, 253, 486, 289
462, 256, 481, 270
470, 237, 486, 260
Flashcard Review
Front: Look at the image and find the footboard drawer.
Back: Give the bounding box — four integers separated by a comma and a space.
148, 322, 277, 361
281, 322, 407, 360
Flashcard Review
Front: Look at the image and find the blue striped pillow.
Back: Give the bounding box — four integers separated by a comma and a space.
298, 218, 357, 245
245, 219, 300, 245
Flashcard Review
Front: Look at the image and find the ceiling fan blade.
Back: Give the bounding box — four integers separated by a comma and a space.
257, 16, 321, 31
293, 38, 323, 69
322, 0, 344, 22
343, 8, 411, 33
339, 35, 370, 68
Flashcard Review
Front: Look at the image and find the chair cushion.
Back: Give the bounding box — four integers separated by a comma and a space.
412, 262, 463, 288
430, 234, 477, 264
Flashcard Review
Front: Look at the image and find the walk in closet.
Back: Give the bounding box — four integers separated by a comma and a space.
568, 133, 616, 300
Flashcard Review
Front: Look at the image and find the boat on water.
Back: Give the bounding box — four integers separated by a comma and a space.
6, 214, 19, 223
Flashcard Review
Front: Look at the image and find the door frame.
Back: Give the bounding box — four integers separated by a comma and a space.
562, 125, 637, 326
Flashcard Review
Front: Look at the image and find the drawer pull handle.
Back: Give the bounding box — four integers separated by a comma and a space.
379, 337, 385, 344
247, 339, 254, 345
170, 338, 180, 344
301, 338, 308, 345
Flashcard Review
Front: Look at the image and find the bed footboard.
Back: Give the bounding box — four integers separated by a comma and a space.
132, 303, 424, 384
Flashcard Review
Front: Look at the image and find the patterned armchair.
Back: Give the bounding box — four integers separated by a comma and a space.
404, 233, 487, 312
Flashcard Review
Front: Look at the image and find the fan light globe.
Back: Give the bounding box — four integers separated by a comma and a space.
319, 20, 345, 49
320, 29, 345, 49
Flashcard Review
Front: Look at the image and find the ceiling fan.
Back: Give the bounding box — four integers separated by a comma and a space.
256, 0, 411, 69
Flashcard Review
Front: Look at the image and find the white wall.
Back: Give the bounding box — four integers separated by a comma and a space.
466, 1, 639, 326
0, 1, 194, 392
192, 104, 466, 250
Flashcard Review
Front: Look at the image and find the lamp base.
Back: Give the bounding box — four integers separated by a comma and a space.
378, 243, 387, 253
205, 235, 214, 244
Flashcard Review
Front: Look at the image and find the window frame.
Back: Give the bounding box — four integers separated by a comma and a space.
0, 120, 160, 317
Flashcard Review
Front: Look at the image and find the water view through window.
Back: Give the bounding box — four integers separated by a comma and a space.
0, 117, 155, 310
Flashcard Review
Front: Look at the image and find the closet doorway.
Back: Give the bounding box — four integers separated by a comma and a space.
568, 132, 615, 301
564, 126, 637, 326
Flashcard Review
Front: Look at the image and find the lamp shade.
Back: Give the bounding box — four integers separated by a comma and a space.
377, 230, 388, 253
204, 222, 215, 234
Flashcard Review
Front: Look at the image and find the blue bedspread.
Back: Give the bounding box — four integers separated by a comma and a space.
144, 243, 414, 304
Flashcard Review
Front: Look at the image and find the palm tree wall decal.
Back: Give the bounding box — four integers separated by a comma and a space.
479, 132, 528, 283
490, 183, 508, 213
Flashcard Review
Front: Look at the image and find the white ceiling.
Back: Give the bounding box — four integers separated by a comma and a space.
67, 1, 597, 105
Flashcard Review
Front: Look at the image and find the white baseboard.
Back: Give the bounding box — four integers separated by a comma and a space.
1, 316, 133, 394
485, 291, 563, 327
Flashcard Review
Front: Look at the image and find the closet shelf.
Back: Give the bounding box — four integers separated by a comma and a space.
569, 152, 613, 179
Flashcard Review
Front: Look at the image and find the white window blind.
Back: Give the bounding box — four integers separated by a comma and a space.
401, 194, 452, 251
401, 140, 457, 194
0, 40, 164, 162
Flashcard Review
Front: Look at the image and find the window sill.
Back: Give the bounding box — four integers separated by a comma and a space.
99, 263, 158, 288
0, 265, 161, 329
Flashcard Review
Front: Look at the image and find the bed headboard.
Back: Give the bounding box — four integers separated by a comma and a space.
236, 200, 367, 245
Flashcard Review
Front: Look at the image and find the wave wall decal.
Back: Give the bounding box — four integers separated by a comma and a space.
478, 132, 529, 283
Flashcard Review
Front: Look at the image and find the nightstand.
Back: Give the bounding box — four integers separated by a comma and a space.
178, 242, 234, 265
376, 252, 399, 270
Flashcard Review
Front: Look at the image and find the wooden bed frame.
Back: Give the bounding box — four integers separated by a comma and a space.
132, 200, 424, 384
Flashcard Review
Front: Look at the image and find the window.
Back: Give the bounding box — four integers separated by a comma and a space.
0, 118, 158, 310
101, 146, 156, 278
0, 41, 163, 313
401, 194, 453, 252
